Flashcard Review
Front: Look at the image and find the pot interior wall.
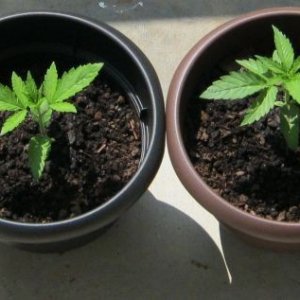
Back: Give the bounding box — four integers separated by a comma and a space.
179, 14, 300, 139
0, 14, 153, 160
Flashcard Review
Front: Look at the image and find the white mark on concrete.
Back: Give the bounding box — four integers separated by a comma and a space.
98, 1, 143, 14
98, 2, 107, 8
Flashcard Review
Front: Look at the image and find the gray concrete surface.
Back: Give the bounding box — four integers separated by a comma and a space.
0, 1, 300, 299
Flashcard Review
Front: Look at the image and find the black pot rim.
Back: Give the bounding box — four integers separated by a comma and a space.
0, 11, 165, 242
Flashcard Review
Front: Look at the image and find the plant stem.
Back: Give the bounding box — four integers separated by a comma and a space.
37, 110, 46, 136
284, 89, 290, 104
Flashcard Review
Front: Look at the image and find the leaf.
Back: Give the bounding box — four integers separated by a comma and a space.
0, 110, 27, 135
25, 71, 38, 103
290, 57, 300, 74
241, 86, 278, 126
280, 103, 299, 151
200, 71, 266, 100
50, 102, 77, 113
38, 98, 53, 127
28, 136, 52, 180
256, 56, 285, 74
0, 85, 23, 111
41, 109, 53, 127
38, 84, 43, 99
272, 50, 281, 63
53, 63, 103, 103
285, 78, 300, 104
272, 25, 294, 70
266, 76, 282, 86
236, 58, 268, 76
30, 107, 52, 128
11, 72, 29, 108
37, 98, 50, 115
43, 62, 58, 103
30, 98, 53, 128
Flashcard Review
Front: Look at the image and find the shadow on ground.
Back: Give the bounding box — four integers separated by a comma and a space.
0, 192, 228, 300
0, 0, 300, 22
220, 225, 300, 299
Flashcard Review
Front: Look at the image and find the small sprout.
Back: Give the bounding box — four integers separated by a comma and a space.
0, 62, 103, 179
200, 25, 300, 151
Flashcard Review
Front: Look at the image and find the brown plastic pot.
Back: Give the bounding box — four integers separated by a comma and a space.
167, 7, 300, 251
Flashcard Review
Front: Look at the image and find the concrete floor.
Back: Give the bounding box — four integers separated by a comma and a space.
1, 1, 300, 299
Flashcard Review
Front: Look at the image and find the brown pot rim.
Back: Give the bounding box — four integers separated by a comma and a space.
167, 7, 300, 243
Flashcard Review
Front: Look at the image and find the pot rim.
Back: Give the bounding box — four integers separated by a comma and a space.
167, 7, 300, 242
0, 11, 165, 239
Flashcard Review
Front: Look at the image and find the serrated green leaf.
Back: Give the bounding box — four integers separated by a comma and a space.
29, 97, 53, 129
256, 55, 285, 74
37, 98, 50, 115
53, 63, 103, 103
280, 103, 299, 150
38, 98, 53, 127
28, 136, 52, 180
11, 72, 29, 108
290, 57, 300, 74
285, 78, 300, 104
0, 109, 27, 135
30, 107, 52, 128
0, 85, 23, 111
273, 25, 294, 70
39, 98, 53, 127
38, 84, 43, 99
267, 76, 282, 86
42, 109, 53, 127
43, 62, 58, 103
272, 50, 281, 63
25, 71, 38, 103
200, 71, 266, 100
241, 86, 278, 126
50, 102, 77, 113
236, 58, 268, 76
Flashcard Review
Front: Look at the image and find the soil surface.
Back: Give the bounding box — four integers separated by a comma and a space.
0, 78, 141, 223
186, 98, 300, 222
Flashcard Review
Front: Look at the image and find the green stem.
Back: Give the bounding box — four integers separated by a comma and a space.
280, 90, 299, 151
284, 89, 290, 104
37, 109, 46, 136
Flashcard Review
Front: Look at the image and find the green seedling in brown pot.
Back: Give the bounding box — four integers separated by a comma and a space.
0, 62, 103, 179
200, 26, 300, 151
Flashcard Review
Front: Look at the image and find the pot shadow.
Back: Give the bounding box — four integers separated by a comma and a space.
0, 191, 228, 300
220, 224, 300, 299
0, 0, 300, 21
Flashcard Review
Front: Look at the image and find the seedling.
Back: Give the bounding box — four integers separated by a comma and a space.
0, 62, 103, 179
200, 26, 300, 151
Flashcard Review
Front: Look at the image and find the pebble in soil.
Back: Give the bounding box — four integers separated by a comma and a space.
185, 97, 300, 222
0, 78, 141, 223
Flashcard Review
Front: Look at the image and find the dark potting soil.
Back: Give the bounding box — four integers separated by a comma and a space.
186, 98, 300, 222
0, 79, 141, 223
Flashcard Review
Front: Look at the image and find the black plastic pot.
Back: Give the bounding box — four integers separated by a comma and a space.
0, 12, 165, 252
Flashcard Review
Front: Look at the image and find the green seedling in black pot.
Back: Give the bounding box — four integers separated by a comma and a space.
0, 62, 103, 179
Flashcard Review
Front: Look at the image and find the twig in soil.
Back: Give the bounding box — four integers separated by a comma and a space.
129, 119, 139, 140
95, 143, 106, 154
